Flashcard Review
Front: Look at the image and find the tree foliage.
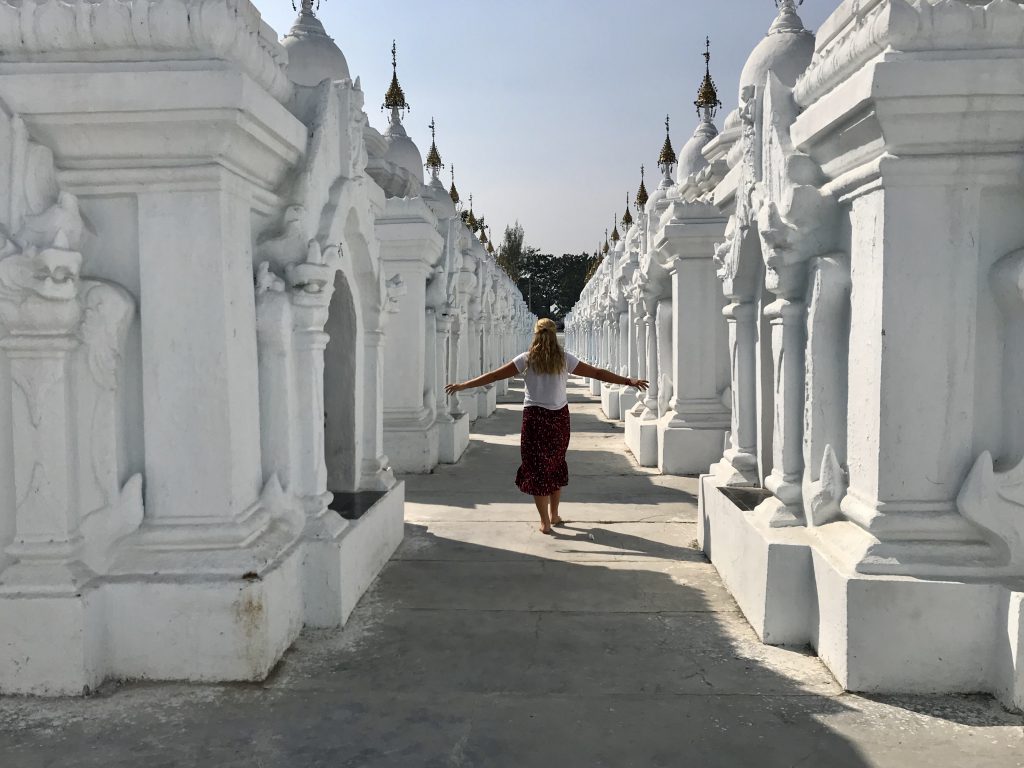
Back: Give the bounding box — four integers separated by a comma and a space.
494, 222, 593, 324
496, 222, 526, 282
517, 250, 593, 322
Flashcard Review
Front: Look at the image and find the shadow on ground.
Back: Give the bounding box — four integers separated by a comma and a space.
0, 526, 869, 768
407, 380, 696, 509
1, 381, 1021, 768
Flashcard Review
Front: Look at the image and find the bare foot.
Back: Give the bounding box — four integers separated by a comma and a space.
539, 525, 553, 535
551, 516, 565, 526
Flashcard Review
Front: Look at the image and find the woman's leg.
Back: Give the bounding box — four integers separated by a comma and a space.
533, 495, 552, 533
550, 489, 563, 525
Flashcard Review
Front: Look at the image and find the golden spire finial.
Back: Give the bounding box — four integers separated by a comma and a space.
695, 37, 723, 120
603, 229, 610, 254
449, 165, 461, 206
658, 114, 677, 170
467, 195, 479, 232
635, 165, 649, 211
610, 215, 621, 243
291, 0, 319, 14
383, 40, 409, 114
621, 192, 634, 229
425, 117, 444, 178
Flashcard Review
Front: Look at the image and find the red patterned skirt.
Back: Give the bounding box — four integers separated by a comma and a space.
515, 405, 571, 496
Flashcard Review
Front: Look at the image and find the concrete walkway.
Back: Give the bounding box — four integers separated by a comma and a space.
2, 380, 1023, 767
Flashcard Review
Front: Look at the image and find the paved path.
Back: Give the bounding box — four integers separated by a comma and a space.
2, 381, 1023, 767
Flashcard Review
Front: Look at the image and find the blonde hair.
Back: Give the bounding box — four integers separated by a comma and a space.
527, 318, 565, 374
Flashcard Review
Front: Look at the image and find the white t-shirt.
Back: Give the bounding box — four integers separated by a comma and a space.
512, 351, 581, 410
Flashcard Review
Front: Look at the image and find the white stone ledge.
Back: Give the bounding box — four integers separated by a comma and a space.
0, 70, 306, 191
0, 0, 292, 104
700, 476, 1024, 710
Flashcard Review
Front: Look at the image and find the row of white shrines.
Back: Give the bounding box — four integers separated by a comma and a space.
0, 0, 535, 693
565, 0, 1024, 711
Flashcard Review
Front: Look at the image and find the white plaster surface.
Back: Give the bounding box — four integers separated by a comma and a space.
0, 0, 530, 693
566, 0, 1024, 710
2, 383, 1022, 766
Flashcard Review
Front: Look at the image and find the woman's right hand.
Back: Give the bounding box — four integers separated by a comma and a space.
445, 382, 464, 396
628, 378, 650, 391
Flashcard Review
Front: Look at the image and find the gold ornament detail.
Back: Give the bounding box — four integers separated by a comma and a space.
635, 165, 649, 210
658, 114, 677, 168
621, 193, 634, 229
695, 37, 722, 119
449, 165, 461, 206
425, 117, 444, 176
610, 217, 621, 244
383, 41, 409, 113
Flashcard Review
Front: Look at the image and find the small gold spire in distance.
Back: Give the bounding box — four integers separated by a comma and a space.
602, 230, 610, 254
449, 165, 461, 206
658, 114, 677, 168
425, 117, 444, 177
383, 40, 409, 113
610, 217, 621, 243
467, 195, 479, 232
635, 165, 649, 210
621, 193, 634, 229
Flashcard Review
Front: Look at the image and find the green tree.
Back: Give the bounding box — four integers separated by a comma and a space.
494, 221, 594, 323
516, 251, 593, 322
496, 222, 525, 282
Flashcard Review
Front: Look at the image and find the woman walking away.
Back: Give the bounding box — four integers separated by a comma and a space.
445, 318, 648, 534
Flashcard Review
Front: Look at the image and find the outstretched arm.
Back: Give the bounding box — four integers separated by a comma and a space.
573, 361, 650, 391
446, 361, 519, 395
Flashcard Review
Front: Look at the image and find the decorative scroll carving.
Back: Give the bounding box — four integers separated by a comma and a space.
757, 74, 836, 297
80, 281, 134, 391
0, 103, 140, 587
958, 452, 1024, 571
385, 273, 407, 313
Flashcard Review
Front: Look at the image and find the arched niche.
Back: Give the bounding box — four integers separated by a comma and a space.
324, 264, 362, 494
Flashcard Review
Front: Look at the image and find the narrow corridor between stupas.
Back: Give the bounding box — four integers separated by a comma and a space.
2, 379, 1021, 767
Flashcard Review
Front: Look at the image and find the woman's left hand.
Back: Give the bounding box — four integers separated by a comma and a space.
445, 382, 464, 396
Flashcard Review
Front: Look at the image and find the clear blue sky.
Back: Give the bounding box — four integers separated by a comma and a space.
253, 0, 836, 256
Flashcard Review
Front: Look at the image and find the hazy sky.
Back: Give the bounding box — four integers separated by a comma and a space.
253, 0, 836, 256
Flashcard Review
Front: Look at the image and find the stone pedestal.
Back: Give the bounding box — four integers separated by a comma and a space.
600, 384, 621, 420
659, 420, 726, 476
616, 387, 639, 420
438, 413, 471, 464
625, 411, 659, 468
